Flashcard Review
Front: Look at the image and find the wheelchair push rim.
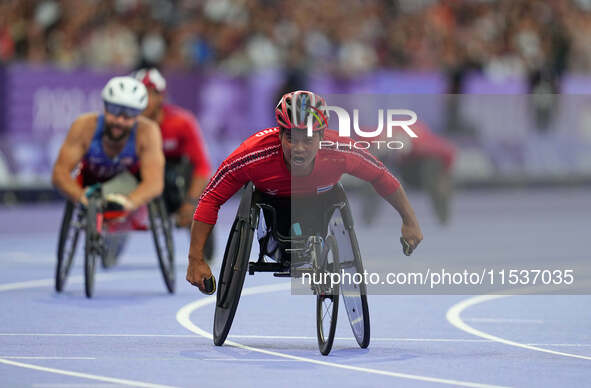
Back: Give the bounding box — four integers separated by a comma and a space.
148, 197, 176, 294
55, 201, 81, 292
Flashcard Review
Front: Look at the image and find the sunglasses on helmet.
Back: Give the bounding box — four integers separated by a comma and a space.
104, 102, 142, 118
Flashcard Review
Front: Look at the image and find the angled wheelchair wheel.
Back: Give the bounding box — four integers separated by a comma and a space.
148, 197, 175, 293
316, 235, 340, 356
329, 186, 370, 349
55, 201, 81, 292
213, 184, 257, 346
339, 239, 370, 349
84, 196, 102, 298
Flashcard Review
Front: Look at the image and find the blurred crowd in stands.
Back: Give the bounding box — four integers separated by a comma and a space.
0, 0, 589, 80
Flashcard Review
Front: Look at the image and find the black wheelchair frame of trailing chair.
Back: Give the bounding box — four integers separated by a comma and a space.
55, 188, 175, 298
212, 182, 370, 355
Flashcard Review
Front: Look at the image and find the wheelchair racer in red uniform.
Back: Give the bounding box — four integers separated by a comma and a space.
186, 91, 423, 295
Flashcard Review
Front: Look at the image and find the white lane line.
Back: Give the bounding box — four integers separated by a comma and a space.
229, 335, 490, 342
3, 333, 589, 347
0, 274, 180, 388
0, 357, 96, 360
202, 358, 305, 362
464, 318, 543, 324
0, 271, 155, 292
0, 355, 179, 388
176, 282, 507, 388
0, 333, 199, 338
33, 384, 124, 388
446, 294, 591, 361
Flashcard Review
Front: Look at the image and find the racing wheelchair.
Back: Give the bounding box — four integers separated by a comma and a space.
55, 186, 175, 298
213, 182, 370, 355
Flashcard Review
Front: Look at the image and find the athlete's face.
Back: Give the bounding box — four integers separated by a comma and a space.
280, 129, 322, 176
143, 88, 164, 121
104, 112, 136, 142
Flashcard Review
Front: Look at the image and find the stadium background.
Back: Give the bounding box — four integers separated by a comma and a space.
1, 0, 591, 203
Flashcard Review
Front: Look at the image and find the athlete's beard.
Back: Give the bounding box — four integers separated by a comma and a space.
104, 123, 132, 142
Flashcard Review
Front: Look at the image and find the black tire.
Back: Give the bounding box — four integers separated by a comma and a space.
84, 197, 101, 298
55, 201, 81, 292
316, 235, 340, 356
148, 197, 175, 293
213, 217, 253, 346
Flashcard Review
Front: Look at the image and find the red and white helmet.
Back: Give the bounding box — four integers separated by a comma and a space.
133, 68, 166, 93
275, 90, 329, 131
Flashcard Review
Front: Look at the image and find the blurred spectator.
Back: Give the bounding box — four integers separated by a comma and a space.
0, 0, 589, 77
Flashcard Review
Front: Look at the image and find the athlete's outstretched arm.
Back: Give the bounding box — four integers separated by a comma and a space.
384, 186, 423, 252
52, 115, 93, 206
345, 144, 423, 253
186, 142, 252, 294
128, 120, 165, 209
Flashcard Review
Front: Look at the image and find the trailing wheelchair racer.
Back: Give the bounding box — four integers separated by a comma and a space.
52, 76, 171, 298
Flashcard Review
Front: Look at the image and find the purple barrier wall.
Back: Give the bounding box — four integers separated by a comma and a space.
0, 64, 590, 187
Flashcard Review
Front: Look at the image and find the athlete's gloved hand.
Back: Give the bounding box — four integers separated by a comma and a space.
186, 258, 216, 295
104, 193, 134, 220
401, 221, 423, 256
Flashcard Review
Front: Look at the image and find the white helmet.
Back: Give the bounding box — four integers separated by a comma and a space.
101, 76, 148, 111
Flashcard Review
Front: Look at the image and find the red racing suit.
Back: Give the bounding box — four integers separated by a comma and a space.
160, 104, 211, 179
193, 128, 401, 225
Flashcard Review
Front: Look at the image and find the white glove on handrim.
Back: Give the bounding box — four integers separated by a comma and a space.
104, 193, 135, 212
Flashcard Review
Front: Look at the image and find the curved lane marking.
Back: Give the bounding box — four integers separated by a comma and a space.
446, 294, 591, 361
176, 282, 507, 388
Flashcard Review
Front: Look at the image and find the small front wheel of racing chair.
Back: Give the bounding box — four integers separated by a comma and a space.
315, 235, 340, 355
213, 183, 257, 346
148, 197, 176, 293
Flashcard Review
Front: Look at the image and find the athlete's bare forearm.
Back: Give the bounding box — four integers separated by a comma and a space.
189, 220, 214, 263
128, 121, 165, 208
384, 185, 423, 251
52, 167, 85, 204
384, 186, 419, 226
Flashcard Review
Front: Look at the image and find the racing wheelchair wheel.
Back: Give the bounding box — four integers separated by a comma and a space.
55, 201, 82, 292
316, 235, 340, 356
84, 194, 103, 298
148, 197, 175, 293
213, 183, 257, 346
329, 185, 370, 348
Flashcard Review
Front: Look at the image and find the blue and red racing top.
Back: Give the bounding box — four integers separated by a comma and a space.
79, 114, 140, 185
